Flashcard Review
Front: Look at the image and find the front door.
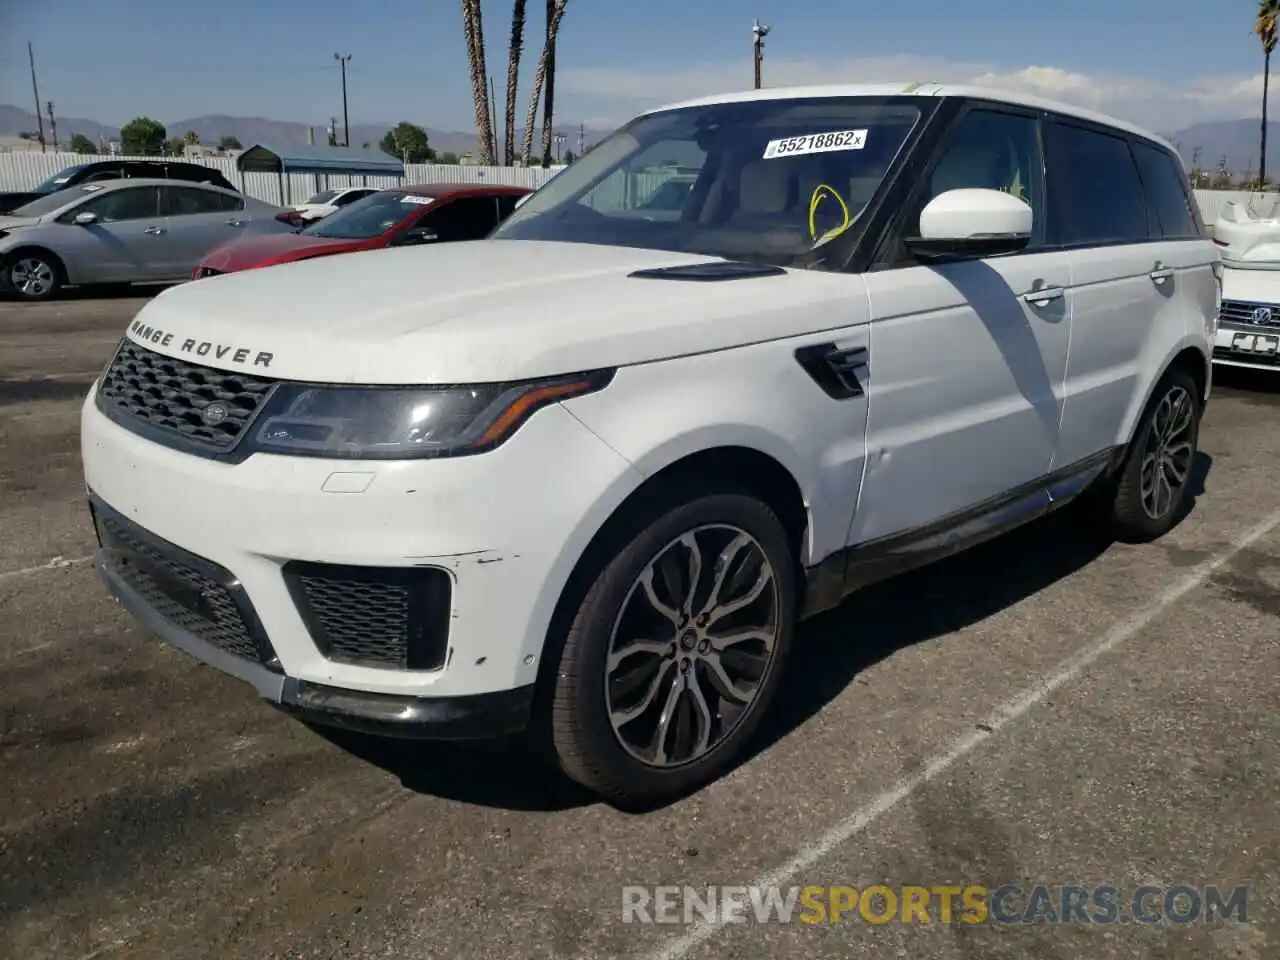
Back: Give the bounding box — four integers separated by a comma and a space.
849, 104, 1070, 547
57, 185, 165, 283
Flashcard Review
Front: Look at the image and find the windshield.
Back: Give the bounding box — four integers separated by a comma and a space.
300, 190, 429, 239
492, 97, 923, 269
32, 165, 88, 194
9, 183, 100, 218
304, 189, 340, 204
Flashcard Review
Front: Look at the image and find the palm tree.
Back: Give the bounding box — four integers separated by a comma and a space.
1256, 0, 1279, 186
539, 0, 562, 167
461, 0, 497, 165
520, 0, 567, 165
504, 0, 527, 165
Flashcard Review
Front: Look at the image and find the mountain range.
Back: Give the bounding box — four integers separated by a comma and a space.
0, 104, 610, 158
0, 103, 1274, 173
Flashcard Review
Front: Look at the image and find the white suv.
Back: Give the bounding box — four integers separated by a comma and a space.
82, 83, 1217, 805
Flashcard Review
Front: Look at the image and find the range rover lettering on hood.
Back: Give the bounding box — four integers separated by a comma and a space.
129, 319, 275, 368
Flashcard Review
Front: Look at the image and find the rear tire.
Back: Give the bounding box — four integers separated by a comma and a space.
2, 250, 62, 301
548, 489, 797, 806
1104, 367, 1201, 543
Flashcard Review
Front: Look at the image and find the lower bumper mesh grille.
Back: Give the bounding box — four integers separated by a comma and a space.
283, 561, 452, 671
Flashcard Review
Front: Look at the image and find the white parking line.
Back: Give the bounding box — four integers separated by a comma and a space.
0, 555, 93, 582
649, 507, 1280, 960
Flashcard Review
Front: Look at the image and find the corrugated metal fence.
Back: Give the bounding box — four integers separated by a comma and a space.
0, 150, 565, 204
0, 150, 1267, 227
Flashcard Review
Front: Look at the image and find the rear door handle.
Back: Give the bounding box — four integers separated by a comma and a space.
143, 225, 165, 235
1022, 286, 1064, 306
224, 218, 246, 227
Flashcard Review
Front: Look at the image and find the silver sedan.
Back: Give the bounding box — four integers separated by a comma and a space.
0, 178, 295, 301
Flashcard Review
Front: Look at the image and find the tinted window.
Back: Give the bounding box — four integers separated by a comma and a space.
917, 108, 1045, 246
334, 189, 374, 207
1131, 141, 1200, 239
160, 185, 241, 215
423, 196, 500, 240
1047, 122, 1148, 245
76, 186, 161, 222
496, 194, 523, 220
33, 165, 90, 192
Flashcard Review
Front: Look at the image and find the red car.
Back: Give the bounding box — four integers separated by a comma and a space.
193, 182, 533, 277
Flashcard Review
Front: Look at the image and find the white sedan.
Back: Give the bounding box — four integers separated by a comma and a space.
290, 186, 379, 222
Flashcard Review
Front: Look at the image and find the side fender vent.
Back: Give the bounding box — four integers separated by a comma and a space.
629, 261, 787, 281
794, 343, 869, 399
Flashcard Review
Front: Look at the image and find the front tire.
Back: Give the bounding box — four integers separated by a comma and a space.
1106, 367, 1202, 543
3, 251, 62, 301
548, 490, 797, 806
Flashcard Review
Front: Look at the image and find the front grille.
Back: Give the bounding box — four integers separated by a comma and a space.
283, 561, 452, 671
93, 500, 278, 667
96, 339, 276, 452
1219, 298, 1280, 330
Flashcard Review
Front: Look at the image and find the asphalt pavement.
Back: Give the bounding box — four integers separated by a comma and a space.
0, 291, 1276, 960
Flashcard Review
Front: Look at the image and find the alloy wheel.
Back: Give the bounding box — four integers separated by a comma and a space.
604, 524, 781, 768
1139, 384, 1195, 521
10, 257, 55, 299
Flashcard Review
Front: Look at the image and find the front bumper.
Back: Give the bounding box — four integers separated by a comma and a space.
81, 379, 641, 730
91, 492, 534, 739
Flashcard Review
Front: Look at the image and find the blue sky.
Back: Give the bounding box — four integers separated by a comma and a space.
0, 0, 1270, 132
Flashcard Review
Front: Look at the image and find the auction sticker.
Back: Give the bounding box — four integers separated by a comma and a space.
763, 129, 868, 159
399, 195, 433, 205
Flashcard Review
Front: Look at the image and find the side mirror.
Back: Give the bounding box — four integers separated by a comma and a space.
73, 211, 99, 226
400, 227, 438, 245
905, 188, 1032, 260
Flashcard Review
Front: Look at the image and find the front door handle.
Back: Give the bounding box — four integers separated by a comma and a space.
224, 218, 246, 227
143, 225, 166, 235
1022, 286, 1064, 306
1149, 263, 1174, 284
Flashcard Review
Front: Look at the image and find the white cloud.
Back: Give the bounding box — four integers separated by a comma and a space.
558, 56, 1271, 133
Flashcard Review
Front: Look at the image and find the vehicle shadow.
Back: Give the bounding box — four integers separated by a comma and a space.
318, 452, 1212, 814
0, 283, 172, 304
1212, 365, 1280, 401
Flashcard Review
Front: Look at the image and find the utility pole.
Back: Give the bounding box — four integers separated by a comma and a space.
488, 74, 499, 164
329, 118, 338, 147
752, 19, 770, 89
28, 41, 46, 152
46, 101, 58, 151
334, 53, 352, 146
578, 122, 584, 156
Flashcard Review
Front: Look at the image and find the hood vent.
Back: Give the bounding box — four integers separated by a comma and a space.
629, 260, 787, 282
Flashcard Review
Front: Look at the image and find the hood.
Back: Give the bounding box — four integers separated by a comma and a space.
200, 232, 350, 272
0, 214, 42, 231
1213, 199, 1280, 268
123, 240, 860, 384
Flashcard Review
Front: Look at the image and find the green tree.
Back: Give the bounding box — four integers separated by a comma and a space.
437, 151, 460, 164
68, 133, 97, 155
217, 134, 242, 151
164, 137, 187, 156
379, 122, 436, 163
121, 117, 166, 155
1256, 1, 1279, 184
183, 130, 201, 145
562, 148, 575, 163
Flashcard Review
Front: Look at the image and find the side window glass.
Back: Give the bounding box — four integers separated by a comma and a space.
1046, 122, 1148, 245
160, 186, 230, 216
423, 198, 499, 240
1131, 141, 1199, 240
75, 187, 159, 222
496, 194, 521, 220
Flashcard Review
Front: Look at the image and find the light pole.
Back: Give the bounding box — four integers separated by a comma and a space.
334, 53, 352, 146
752, 19, 770, 89
553, 133, 566, 163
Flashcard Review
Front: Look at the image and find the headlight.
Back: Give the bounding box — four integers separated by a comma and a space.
246, 369, 614, 460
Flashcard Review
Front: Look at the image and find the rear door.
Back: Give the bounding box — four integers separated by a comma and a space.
1048, 118, 1183, 466
157, 185, 249, 277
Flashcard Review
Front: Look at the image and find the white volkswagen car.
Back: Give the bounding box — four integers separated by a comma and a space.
82, 83, 1217, 805
1206, 199, 1280, 369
